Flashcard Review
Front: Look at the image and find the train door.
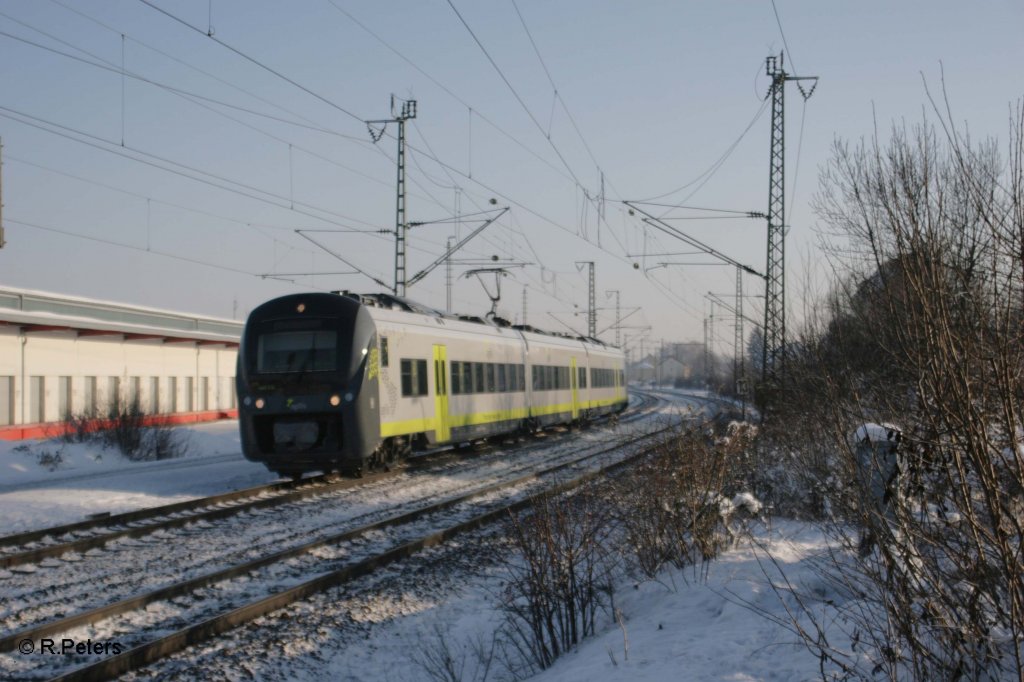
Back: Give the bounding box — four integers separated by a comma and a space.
433, 344, 451, 442
570, 357, 579, 420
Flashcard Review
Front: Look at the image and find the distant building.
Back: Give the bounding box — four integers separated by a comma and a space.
0, 286, 240, 439
658, 357, 688, 383
630, 360, 655, 383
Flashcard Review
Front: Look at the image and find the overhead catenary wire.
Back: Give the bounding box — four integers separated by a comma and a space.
15, 2, 710, 333
7, 217, 333, 291
0, 105, 383, 233
445, 0, 584, 188
325, 0, 575, 185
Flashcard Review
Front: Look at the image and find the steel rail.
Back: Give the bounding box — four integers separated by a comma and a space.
47, 399, 702, 682
1, 394, 654, 570
1, 396, 668, 656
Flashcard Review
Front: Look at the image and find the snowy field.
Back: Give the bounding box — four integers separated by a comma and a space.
0, 420, 278, 533
0, 396, 842, 680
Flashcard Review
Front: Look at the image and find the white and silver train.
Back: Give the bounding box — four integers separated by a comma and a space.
236, 292, 628, 476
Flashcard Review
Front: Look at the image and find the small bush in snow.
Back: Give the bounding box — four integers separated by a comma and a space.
55, 399, 188, 462
608, 420, 762, 582
497, 486, 617, 674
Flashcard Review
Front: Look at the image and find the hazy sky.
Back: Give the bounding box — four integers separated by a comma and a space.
1, 0, 1021, 358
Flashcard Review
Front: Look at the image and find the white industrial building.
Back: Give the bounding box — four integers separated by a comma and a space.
0, 286, 241, 439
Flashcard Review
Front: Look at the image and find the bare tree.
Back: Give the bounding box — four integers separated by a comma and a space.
766, 98, 1024, 679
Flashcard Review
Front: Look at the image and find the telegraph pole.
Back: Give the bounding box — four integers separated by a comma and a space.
763, 53, 816, 385
367, 96, 417, 297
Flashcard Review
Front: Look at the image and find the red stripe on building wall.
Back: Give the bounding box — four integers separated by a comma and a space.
0, 410, 239, 441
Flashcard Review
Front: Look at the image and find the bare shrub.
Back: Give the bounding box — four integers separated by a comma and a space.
759, 95, 1024, 679
54, 398, 188, 462
15, 442, 67, 471
496, 486, 617, 675
411, 623, 496, 682
609, 419, 762, 581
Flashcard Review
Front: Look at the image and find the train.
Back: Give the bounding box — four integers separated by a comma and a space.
236, 292, 628, 477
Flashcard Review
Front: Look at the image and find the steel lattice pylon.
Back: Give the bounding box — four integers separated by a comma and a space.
368, 97, 416, 297
764, 55, 786, 383
762, 53, 816, 388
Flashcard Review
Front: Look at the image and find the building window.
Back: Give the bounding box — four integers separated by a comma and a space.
400, 359, 428, 397
108, 376, 120, 413
199, 377, 209, 411
59, 376, 72, 419
0, 376, 13, 426
183, 376, 194, 413
83, 376, 97, 416
29, 376, 45, 423
168, 377, 178, 412
128, 377, 141, 411
149, 377, 160, 414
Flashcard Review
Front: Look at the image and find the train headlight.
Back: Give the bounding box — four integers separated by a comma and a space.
329, 394, 341, 407
255, 398, 266, 409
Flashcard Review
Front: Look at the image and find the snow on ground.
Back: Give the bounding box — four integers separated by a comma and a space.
0, 420, 277, 533
528, 522, 835, 682
229, 521, 835, 682
1, 392, 845, 680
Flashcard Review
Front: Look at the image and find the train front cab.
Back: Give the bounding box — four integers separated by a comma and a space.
236, 293, 382, 477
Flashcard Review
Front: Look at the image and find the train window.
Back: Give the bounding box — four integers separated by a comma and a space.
497, 364, 507, 392
517, 365, 525, 391
380, 337, 389, 367
400, 359, 429, 397
258, 331, 337, 373
450, 362, 461, 395
485, 363, 495, 393
578, 367, 587, 389
473, 363, 485, 393
461, 362, 473, 394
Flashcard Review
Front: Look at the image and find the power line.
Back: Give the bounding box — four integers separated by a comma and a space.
770, 0, 798, 72
635, 98, 769, 203
50, 0, 368, 143
324, 0, 575, 185
7, 217, 338, 288
137, 0, 367, 126
0, 106, 382, 232
445, 0, 584, 188
511, 0, 601, 171
0, 26, 365, 144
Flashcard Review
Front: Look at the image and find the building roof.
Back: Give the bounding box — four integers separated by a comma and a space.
0, 286, 241, 346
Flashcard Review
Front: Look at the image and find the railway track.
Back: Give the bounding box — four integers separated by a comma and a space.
0, 391, 664, 572
1, 391, 702, 680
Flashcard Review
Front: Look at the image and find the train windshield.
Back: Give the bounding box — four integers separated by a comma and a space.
256, 330, 337, 373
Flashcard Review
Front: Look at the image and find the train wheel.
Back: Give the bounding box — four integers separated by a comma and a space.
277, 469, 303, 481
